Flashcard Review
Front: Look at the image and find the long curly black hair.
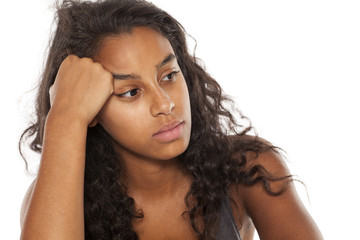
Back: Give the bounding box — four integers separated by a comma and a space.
19, 0, 289, 239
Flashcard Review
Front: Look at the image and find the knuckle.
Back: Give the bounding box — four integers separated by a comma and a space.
92, 62, 103, 71
103, 70, 113, 80
81, 57, 93, 64
66, 54, 78, 62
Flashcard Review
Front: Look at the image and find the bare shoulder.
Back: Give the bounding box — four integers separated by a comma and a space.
20, 179, 36, 228
228, 134, 291, 178
229, 135, 323, 240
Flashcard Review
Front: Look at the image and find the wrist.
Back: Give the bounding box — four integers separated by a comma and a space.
46, 107, 89, 130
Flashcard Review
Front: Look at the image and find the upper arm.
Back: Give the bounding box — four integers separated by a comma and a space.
20, 179, 36, 229
236, 150, 323, 240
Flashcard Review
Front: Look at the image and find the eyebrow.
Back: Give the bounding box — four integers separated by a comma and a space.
112, 53, 176, 80
156, 53, 176, 71
112, 73, 140, 80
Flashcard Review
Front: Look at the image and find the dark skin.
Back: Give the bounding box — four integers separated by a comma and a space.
20, 27, 323, 239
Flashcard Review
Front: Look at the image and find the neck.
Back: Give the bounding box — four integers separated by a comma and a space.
119, 152, 189, 202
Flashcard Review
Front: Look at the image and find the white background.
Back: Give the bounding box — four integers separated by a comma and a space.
1, 0, 359, 239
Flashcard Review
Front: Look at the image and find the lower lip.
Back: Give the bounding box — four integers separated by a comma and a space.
152, 122, 185, 142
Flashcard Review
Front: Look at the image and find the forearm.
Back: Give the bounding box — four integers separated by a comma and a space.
21, 112, 88, 240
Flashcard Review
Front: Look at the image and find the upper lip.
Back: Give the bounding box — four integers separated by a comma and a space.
153, 120, 184, 136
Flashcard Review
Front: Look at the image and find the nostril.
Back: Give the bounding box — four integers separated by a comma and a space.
151, 98, 175, 116
169, 101, 175, 112
159, 100, 174, 115
149, 86, 175, 116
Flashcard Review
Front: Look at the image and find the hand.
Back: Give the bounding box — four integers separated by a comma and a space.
49, 55, 113, 126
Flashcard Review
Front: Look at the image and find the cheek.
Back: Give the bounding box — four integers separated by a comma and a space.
174, 79, 191, 117
98, 98, 147, 140
97, 84, 191, 160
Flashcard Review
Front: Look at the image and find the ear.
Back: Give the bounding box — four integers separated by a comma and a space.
88, 118, 98, 128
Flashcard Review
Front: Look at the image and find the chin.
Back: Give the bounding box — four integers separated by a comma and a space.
112, 134, 190, 162
154, 138, 190, 161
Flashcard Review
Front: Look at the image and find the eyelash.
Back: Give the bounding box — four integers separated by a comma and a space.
162, 70, 180, 82
116, 88, 141, 101
116, 70, 180, 101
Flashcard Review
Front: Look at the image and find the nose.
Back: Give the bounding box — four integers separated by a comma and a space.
150, 86, 175, 116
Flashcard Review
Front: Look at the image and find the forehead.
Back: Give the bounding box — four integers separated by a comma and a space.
95, 27, 175, 72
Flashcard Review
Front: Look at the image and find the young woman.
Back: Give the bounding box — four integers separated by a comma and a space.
19, 0, 323, 239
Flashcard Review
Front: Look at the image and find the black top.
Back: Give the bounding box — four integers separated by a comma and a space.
216, 196, 242, 240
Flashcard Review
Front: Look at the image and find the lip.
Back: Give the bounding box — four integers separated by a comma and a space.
152, 120, 185, 142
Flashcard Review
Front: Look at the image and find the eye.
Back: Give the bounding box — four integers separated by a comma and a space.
162, 71, 180, 82
116, 88, 141, 100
